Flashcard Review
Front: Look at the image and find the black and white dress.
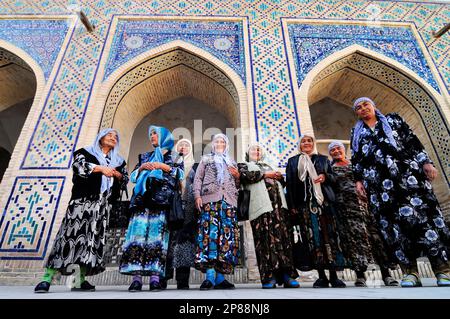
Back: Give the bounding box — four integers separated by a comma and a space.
45, 148, 128, 276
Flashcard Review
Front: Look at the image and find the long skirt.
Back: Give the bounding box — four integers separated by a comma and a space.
45, 193, 110, 276
119, 208, 170, 276
194, 200, 240, 274
292, 198, 346, 271
251, 208, 298, 284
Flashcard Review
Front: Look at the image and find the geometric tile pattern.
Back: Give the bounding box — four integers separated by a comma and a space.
0, 177, 65, 260
287, 23, 441, 93
100, 48, 240, 129
0, 19, 69, 80
104, 19, 246, 83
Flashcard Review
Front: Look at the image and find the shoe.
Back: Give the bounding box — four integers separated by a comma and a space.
128, 280, 142, 292
436, 273, 450, 287
214, 279, 235, 290
160, 278, 168, 290
330, 278, 346, 288
354, 278, 367, 287
383, 276, 399, 286
71, 281, 95, 292
34, 281, 50, 293
150, 281, 162, 291
177, 282, 190, 290
313, 278, 330, 288
400, 273, 422, 288
200, 280, 214, 290
283, 278, 300, 288
262, 279, 276, 289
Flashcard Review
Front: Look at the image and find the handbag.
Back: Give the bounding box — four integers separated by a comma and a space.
236, 187, 250, 221
109, 187, 131, 228
150, 178, 175, 206
167, 168, 185, 230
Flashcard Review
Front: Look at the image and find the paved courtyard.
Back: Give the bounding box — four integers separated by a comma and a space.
2, 280, 450, 299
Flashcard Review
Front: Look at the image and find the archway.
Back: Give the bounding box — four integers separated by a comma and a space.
300, 47, 450, 216
94, 43, 253, 282
0, 47, 37, 183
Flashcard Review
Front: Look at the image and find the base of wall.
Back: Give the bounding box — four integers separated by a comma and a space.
0, 261, 436, 286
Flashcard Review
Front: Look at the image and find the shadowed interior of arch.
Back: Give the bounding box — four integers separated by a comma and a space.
0, 47, 37, 183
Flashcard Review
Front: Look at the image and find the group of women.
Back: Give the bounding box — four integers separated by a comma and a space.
34, 96, 450, 293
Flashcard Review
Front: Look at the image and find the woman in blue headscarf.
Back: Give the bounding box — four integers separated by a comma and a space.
120, 125, 184, 292
350, 97, 450, 288
34, 129, 128, 293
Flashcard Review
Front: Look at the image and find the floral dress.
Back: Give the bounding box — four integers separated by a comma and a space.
332, 163, 397, 271
351, 113, 450, 269
238, 162, 298, 284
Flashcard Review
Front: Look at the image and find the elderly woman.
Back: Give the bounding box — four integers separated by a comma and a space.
120, 125, 184, 292
328, 140, 398, 287
238, 144, 299, 289
286, 135, 346, 288
169, 138, 197, 290
351, 97, 450, 287
34, 129, 128, 293
193, 133, 240, 290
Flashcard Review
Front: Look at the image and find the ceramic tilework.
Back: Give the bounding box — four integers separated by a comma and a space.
0, 177, 65, 260
104, 19, 246, 83
0, 0, 449, 261
287, 23, 441, 93
0, 19, 69, 80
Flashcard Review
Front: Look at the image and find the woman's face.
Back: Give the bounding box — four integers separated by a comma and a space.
248, 146, 262, 162
100, 131, 118, 149
177, 141, 191, 156
354, 101, 376, 121
300, 136, 314, 154
329, 145, 346, 162
150, 130, 159, 147
213, 137, 226, 154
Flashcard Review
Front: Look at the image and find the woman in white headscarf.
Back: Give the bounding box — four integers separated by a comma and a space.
286, 134, 346, 288
238, 143, 299, 289
193, 133, 240, 290
34, 129, 128, 293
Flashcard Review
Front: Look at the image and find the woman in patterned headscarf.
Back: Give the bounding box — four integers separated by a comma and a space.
193, 133, 241, 290
286, 134, 346, 288
351, 97, 450, 288
238, 143, 299, 289
328, 140, 398, 287
34, 129, 128, 293
120, 125, 184, 292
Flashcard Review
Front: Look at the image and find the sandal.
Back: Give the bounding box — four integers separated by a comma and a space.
354, 278, 367, 287
262, 279, 276, 289
436, 273, 450, 287
400, 273, 422, 288
383, 276, 399, 287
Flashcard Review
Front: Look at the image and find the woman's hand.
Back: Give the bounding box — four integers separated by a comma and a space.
423, 163, 437, 182
195, 198, 203, 211
264, 171, 278, 179
139, 162, 155, 171
112, 170, 123, 180
355, 181, 367, 200
228, 166, 240, 179
313, 174, 326, 184
93, 166, 115, 177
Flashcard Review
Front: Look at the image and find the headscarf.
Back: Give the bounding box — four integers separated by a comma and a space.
174, 138, 195, 188
133, 125, 174, 196
245, 143, 265, 163
211, 133, 233, 185
351, 97, 398, 153
85, 128, 124, 194
297, 134, 324, 206
327, 140, 345, 153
